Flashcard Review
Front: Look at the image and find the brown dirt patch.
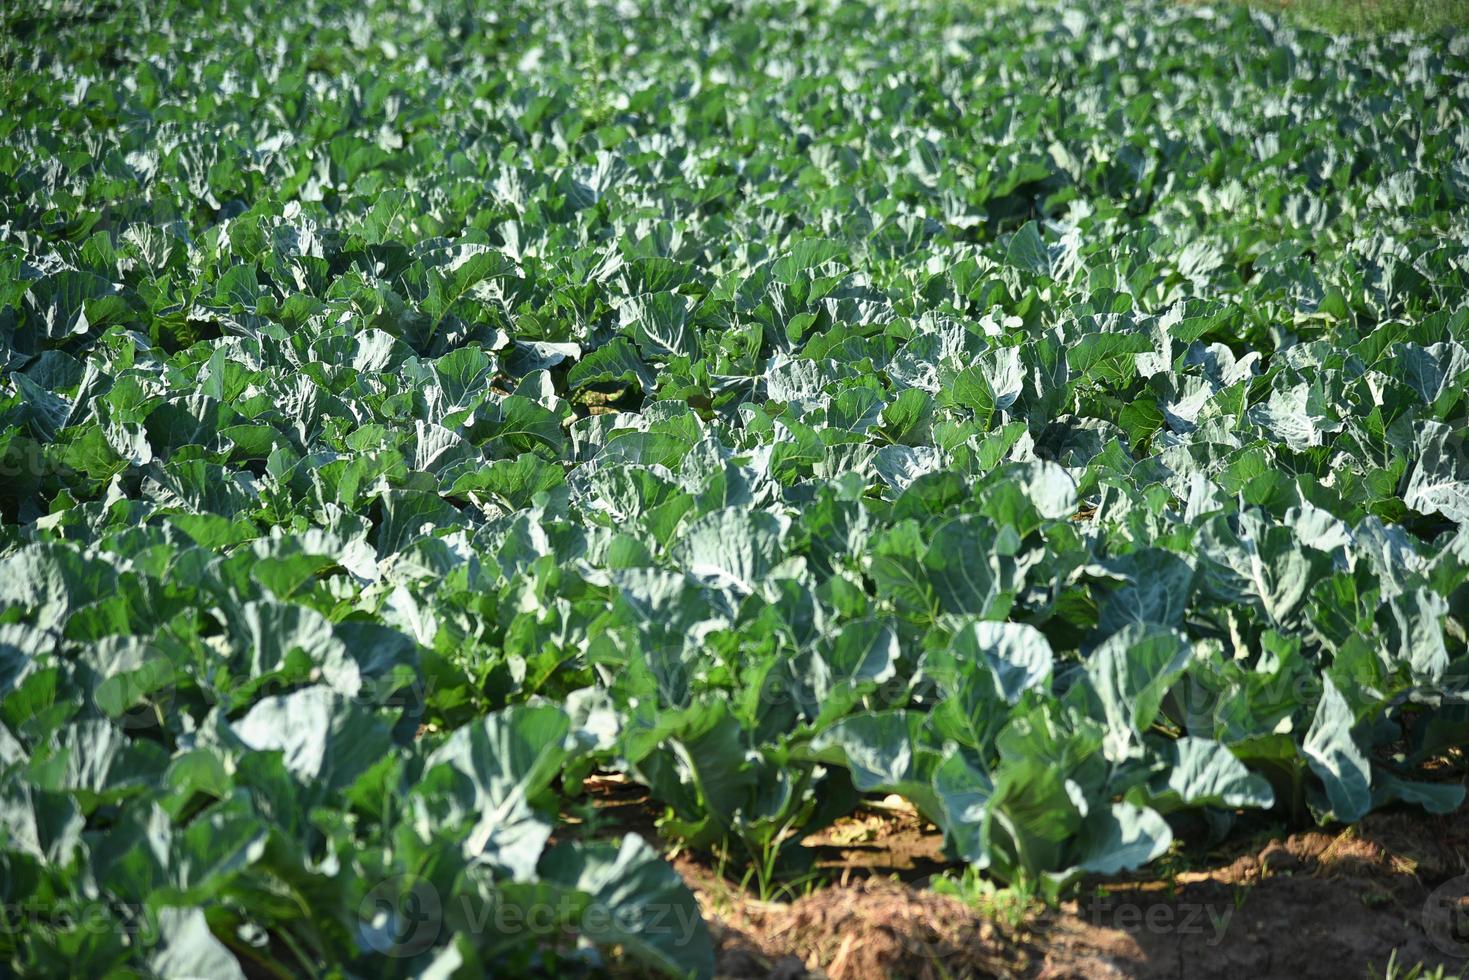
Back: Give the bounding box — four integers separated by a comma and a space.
800, 797, 949, 881
575, 773, 1469, 978
685, 867, 1032, 980
696, 808, 1469, 979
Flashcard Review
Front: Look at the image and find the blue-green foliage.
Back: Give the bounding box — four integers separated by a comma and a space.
1, 0, 1467, 974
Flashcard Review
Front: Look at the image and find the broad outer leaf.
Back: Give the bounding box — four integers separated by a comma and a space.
1304, 678, 1371, 823
540, 835, 715, 980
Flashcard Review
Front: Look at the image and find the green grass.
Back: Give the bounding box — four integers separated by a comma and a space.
1368, 950, 1464, 980
1234, 0, 1469, 34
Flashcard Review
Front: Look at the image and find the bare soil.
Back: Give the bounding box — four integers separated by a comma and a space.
577, 776, 1469, 979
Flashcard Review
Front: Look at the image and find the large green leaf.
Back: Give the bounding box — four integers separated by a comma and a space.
1303, 678, 1372, 823
540, 835, 714, 980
